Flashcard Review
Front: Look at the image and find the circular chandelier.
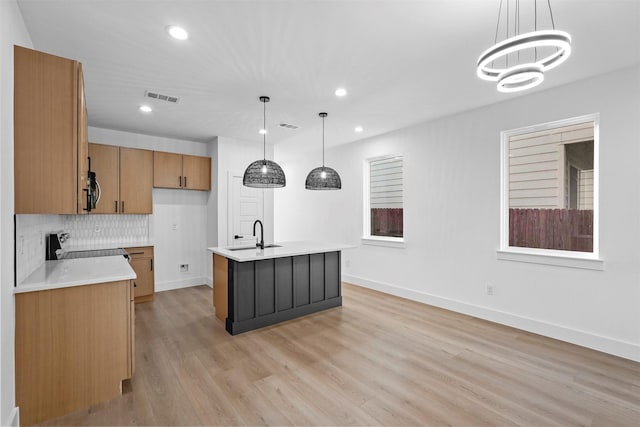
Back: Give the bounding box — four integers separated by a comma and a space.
476, 0, 572, 93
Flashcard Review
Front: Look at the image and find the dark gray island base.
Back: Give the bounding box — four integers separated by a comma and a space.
222, 251, 341, 335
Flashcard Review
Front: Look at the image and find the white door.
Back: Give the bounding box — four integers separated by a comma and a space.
229, 174, 264, 247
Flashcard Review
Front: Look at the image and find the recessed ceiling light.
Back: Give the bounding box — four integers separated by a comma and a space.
139, 105, 152, 113
355, 126, 364, 133
334, 88, 347, 97
259, 129, 267, 135
166, 26, 189, 40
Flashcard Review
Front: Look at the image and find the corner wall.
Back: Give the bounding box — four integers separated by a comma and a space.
274, 66, 640, 361
0, 1, 32, 425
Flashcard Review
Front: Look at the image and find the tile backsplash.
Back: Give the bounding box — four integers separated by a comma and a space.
15, 215, 63, 284
62, 214, 149, 248
16, 214, 150, 285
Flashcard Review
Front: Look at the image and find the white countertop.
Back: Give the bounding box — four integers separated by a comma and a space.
208, 241, 354, 262
16, 255, 136, 294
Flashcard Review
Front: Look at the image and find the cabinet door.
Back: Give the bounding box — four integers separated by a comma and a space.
153, 151, 183, 189
88, 144, 119, 214
77, 64, 89, 214
14, 46, 78, 214
182, 155, 211, 191
119, 147, 153, 214
130, 257, 154, 300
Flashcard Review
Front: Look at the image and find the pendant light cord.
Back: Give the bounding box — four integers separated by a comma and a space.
322, 115, 325, 167
262, 98, 266, 161
547, 0, 556, 29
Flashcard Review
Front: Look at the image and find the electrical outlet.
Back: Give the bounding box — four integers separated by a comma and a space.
172, 223, 178, 231
486, 285, 494, 296
180, 264, 189, 273
94, 224, 101, 233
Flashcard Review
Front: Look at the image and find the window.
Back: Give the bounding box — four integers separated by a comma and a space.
363, 154, 403, 244
500, 114, 600, 266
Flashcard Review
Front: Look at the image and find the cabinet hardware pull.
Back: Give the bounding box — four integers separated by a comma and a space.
150, 259, 153, 271
234, 235, 244, 239
133, 282, 137, 287
179, 176, 182, 187
184, 176, 187, 188
115, 201, 118, 213
129, 252, 144, 255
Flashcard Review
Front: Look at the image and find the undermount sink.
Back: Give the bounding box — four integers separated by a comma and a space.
227, 244, 281, 251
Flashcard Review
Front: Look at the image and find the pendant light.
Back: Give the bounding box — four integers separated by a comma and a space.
477, 0, 571, 93
305, 112, 341, 190
243, 96, 286, 188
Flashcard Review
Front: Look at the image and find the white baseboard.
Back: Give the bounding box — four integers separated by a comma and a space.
205, 275, 213, 288
156, 276, 208, 292
342, 274, 640, 362
5, 407, 19, 427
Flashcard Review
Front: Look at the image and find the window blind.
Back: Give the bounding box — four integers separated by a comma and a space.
370, 157, 403, 209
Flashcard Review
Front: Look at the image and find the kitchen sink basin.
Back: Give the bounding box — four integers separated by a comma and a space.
227, 244, 281, 251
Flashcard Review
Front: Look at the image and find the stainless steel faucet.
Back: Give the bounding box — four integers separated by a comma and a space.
253, 220, 264, 250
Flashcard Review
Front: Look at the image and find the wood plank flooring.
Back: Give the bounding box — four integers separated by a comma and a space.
41, 283, 640, 426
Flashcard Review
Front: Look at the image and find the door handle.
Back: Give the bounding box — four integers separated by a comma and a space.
234, 235, 244, 239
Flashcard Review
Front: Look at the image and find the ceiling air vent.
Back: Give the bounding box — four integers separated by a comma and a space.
145, 90, 179, 103
279, 123, 299, 130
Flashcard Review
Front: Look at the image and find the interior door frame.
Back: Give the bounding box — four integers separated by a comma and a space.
227, 171, 265, 247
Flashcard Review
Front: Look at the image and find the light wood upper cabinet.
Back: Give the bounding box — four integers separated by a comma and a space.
14, 45, 89, 214
182, 154, 212, 190
88, 144, 119, 214
88, 145, 153, 214
153, 151, 183, 189
153, 151, 211, 191
120, 148, 153, 214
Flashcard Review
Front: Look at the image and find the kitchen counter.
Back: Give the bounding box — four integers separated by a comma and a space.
210, 241, 352, 335
16, 255, 136, 293
208, 241, 353, 262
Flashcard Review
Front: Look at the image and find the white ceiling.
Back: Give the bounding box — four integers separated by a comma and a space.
16, 0, 640, 149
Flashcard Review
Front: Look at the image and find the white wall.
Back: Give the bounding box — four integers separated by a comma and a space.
206, 136, 275, 284
88, 127, 211, 291
0, 1, 32, 425
274, 66, 640, 361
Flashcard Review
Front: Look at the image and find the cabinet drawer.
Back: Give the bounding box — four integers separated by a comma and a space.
125, 246, 153, 258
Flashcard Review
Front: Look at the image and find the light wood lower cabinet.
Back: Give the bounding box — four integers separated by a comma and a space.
126, 246, 155, 303
213, 254, 228, 321
15, 280, 134, 426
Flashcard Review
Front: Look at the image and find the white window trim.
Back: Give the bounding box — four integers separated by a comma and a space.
499, 113, 602, 269
362, 153, 405, 246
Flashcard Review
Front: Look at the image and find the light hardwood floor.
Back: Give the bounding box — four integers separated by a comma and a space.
42, 283, 640, 426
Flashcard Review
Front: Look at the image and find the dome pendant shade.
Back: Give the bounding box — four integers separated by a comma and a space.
306, 112, 342, 191
305, 166, 341, 190
243, 95, 286, 188
243, 159, 286, 188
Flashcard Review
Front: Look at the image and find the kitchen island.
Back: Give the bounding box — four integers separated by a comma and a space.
208, 242, 351, 335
